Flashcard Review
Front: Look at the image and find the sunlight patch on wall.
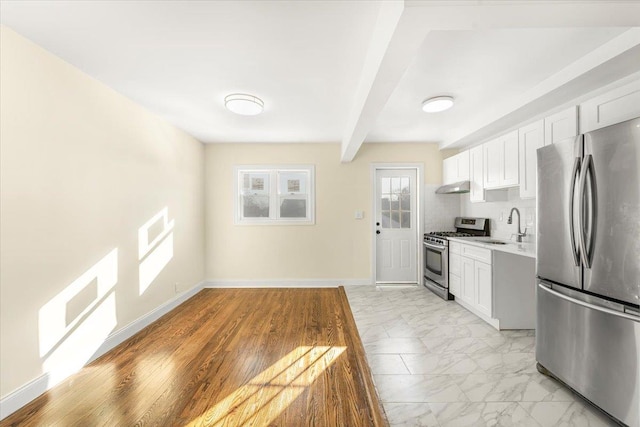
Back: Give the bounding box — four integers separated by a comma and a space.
187, 345, 346, 426
38, 249, 118, 387
138, 207, 174, 295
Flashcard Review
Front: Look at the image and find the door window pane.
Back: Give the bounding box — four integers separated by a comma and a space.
401, 177, 409, 191
380, 174, 412, 229
391, 211, 400, 228
391, 177, 401, 193
401, 212, 410, 228
400, 193, 410, 210
381, 197, 390, 210
381, 211, 391, 228
382, 177, 391, 194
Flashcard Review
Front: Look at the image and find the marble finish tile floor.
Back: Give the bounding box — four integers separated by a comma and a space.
345, 285, 617, 427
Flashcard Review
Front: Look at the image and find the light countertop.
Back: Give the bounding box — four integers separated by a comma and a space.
447, 236, 537, 259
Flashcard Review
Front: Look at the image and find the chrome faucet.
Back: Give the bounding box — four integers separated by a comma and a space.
507, 207, 527, 242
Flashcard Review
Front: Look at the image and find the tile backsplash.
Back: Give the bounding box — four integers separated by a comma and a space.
423, 184, 461, 232
460, 187, 536, 243
422, 185, 535, 243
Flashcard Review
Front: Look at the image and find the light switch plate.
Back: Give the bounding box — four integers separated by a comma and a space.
354, 210, 364, 220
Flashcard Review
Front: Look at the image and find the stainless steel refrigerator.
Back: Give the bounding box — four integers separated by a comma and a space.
536, 117, 640, 427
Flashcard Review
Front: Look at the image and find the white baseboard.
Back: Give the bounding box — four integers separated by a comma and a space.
0, 281, 205, 421
204, 278, 372, 288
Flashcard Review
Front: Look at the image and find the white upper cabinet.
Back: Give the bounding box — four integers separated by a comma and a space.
518, 120, 544, 199
442, 156, 456, 185
483, 138, 501, 188
580, 79, 640, 133
442, 151, 470, 185
469, 145, 484, 202
544, 106, 578, 145
483, 130, 519, 189
502, 131, 519, 186
456, 150, 470, 182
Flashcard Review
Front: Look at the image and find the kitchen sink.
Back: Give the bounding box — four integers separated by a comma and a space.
477, 239, 508, 245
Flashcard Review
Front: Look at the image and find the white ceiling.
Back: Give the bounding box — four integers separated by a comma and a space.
367, 28, 627, 144
1, 1, 640, 158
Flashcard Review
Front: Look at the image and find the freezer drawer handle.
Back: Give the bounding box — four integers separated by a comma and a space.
569, 155, 581, 267
538, 284, 640, 322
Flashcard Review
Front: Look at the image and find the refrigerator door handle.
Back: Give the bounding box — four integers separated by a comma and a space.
568, 156, 581, 267
578, 154, 597, 269
538, 284, 640, 322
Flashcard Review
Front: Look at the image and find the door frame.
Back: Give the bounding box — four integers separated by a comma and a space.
370, 163, 424, 285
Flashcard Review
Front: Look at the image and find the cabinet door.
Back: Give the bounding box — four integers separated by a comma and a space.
483, 139, 502, 189
461, 257, 475, 304
474, 261, 492, 317
544, 106, 577, 145
449, 273, 460, 297
442, 157, 455, 185
450, 253, 461, 276
502, 130, 519, 187
518, 120, 544, 199
456, 150, 470, 181
580, 79, 640, 133
469, 145, 484, 202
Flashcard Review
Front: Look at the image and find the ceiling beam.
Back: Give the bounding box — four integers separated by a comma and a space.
340, 1, 430, 162
340, 0, 640, 162
405, 1, 640, 29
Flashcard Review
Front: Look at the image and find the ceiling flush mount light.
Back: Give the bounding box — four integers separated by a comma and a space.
224, 93, 264, 116
422, 96, 454, 113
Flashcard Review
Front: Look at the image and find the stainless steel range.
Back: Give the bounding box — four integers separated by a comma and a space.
423, 217, 490, 300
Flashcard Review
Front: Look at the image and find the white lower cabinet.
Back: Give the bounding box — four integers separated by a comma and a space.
461, 256, 476, 305
474, 261, 492, 317
450, 242, 495, 328
449, 272, 461, 296
449, 250, 461, 296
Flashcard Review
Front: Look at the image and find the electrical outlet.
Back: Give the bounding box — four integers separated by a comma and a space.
499, 211, 504, 222
174, 282, 180, 293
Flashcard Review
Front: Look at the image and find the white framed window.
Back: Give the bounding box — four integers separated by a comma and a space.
234, 165, 315, 225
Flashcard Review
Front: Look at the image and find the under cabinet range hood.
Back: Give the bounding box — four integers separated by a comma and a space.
435, 181, 470, 194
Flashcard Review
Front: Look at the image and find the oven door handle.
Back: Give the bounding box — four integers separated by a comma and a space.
423, 241, 446, 251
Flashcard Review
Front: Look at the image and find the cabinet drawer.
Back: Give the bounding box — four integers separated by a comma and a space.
461, 244, 492, 264
450, 241, 461, 255
450, 253, 461, 276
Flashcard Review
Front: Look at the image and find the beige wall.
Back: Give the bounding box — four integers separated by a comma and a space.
205, 143, 447, 281
0, 27, 205, 397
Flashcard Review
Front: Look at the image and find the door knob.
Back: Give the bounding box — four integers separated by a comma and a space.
376, 230, 381, 234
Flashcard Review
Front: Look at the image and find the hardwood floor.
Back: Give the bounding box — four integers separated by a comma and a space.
2, 288, 387, 427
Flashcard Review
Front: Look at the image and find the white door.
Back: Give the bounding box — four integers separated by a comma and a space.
375, 168, 418, 283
